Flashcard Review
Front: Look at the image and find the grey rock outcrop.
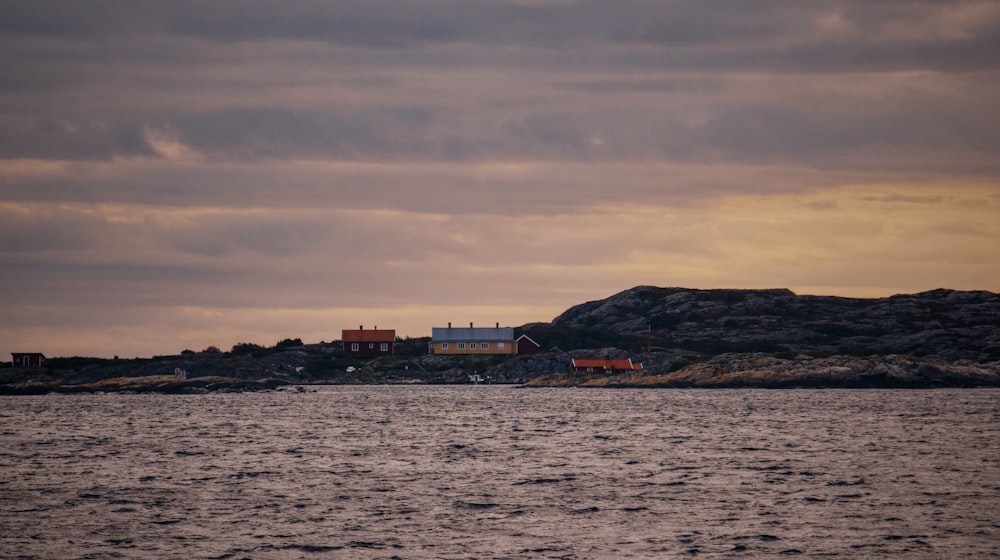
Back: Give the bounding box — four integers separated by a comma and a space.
523, 353, 1000, 388
549, 286, 1000, 362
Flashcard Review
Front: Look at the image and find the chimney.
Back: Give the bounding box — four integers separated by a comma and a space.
359, 325, 363, 331
448, 322, 452, 328
496, 322, 499, 328
470, 322, 474, 328
374, 325, 378, 330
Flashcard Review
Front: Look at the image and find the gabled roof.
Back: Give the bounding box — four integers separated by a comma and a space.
342, 329, 395, 343
516, 334, 540, 347
571, 358, 642, 370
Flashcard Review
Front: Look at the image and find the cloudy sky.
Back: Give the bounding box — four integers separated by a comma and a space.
2, 1, 999, 360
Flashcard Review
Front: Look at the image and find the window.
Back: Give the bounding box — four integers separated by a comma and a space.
380, 343, 388, 352
351, 343, 359, 351
498, 343, 505, 350
481, 343, 489, 349
442, 343, 449, 350
369, 343, 374, 349
458, 343, 466, 349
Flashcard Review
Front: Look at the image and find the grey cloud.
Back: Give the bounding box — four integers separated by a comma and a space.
171, 106, 435, 161
778, 33, 1000, 73
929, 221, 992, 236
0, 115, 151, 161
0, 151, 970, 221
0, 258, 241, 309
106, 207, 344, 262
3, 1, 997, 69
559, 76, 724, 95
0, 0, 781, 46
0, 211, 96, 252
167, 218, 332, 258
5, 94, 998, 168
3, 0, 998, 166
101, 88, 1000, 167
700, 102, 1000, 163
0, 199, 685, 311
863, 193, 947, 204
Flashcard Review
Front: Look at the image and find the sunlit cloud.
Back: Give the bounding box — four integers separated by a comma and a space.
143, 125, 200, 161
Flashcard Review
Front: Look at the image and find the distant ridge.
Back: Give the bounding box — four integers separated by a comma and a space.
542, 286, 1000, 362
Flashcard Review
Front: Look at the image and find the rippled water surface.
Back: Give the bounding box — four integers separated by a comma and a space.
1, 387, 998, 559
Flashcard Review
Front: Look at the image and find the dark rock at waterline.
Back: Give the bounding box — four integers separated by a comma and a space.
0, 375, 291, 395
521, 353, 1000, 388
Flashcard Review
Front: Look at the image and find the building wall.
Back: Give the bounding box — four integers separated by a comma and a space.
429, 340, 517, 355
516, 336, 541, 355
342, 328, 395, 357
11, 353, 45, 368
430, 325, 516, 355
574, 366, 634, 374
571, 358, 642, 374
345, 341, 394, 357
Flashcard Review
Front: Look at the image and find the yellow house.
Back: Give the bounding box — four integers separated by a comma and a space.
429, 322, 517, 355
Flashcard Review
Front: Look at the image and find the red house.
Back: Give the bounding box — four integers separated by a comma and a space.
571, 358, 643, 374
342, 326, 395, 357
11, 353, 46, 368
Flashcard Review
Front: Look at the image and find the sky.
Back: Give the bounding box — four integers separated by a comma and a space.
2, 1, 999, 360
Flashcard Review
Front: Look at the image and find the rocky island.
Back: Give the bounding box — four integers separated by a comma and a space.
3, 286, 999, 393
515, 285, 1000, 388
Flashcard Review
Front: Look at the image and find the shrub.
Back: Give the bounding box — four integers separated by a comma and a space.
231, 342, 269, 357
274, 338, 304, 350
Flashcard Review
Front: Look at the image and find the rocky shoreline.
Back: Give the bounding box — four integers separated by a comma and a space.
0, 375, 292, 395
4, 351, 998, 394
521, 353, 1000, 389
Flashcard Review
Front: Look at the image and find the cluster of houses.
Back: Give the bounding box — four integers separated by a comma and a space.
342, 323, 542, 357
8, 323, 644, 374
342, 323, 643, 374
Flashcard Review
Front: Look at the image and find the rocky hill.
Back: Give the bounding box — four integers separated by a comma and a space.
546, 286, 1000, 362
501, 286, 1000, 388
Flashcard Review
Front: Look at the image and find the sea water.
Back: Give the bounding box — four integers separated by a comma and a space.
1, 387, 998, 559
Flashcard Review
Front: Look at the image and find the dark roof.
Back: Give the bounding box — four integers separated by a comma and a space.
342, 329, 395, 343
432, 326, 515, 341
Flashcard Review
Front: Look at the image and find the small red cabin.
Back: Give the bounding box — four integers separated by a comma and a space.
342, 326, 395, 357
516, 335, 542, 355
571, 358, 643, 374
11, 353, 46, 368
